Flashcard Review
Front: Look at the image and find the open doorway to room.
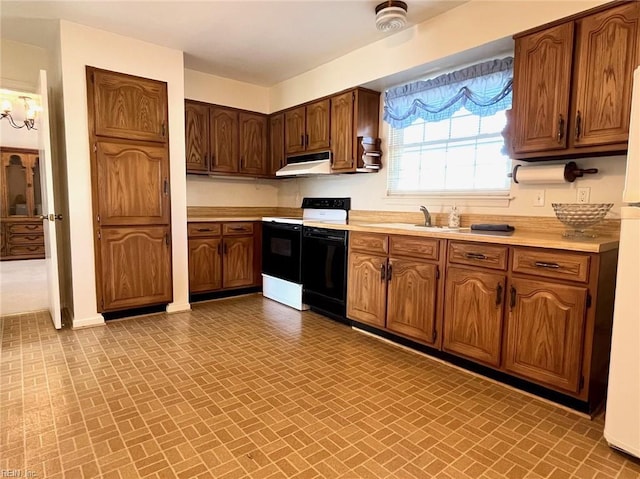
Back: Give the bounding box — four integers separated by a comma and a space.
0, 89, 48, 316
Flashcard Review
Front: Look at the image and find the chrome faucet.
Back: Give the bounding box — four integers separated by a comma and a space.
419, 205, 431, 227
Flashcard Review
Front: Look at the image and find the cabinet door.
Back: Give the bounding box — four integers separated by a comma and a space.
210, 108, 239, 173
99, 226, 172, 311
96, 141, 170, 225
223, 236, 254, 289
239, 113, 268, 176
90, 68, 167, 143
386, 259, 438, 344
188, 237, 222, 293
503, 278, 587, 393
347, 252, 387, 328
330, 91, 355, 171
443, 268, 506, 367
269, 114, 285, 176
572, 2, 640, 147
1, 151, 29, 217
512, 23, 574, 153
285, 107, 306, 155
185, 101, 209, 173
306, 99, 330, 151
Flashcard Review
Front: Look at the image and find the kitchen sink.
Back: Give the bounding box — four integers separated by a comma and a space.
362, 223, 468, 232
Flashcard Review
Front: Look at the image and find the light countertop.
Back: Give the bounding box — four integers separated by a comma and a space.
188, 217, 266, 222
303, 221, 619, 253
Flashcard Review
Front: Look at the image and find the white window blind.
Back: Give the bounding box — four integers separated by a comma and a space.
387, 106, 511, 196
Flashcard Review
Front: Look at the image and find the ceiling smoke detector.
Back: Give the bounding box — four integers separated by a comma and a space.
375, 1, 408, 32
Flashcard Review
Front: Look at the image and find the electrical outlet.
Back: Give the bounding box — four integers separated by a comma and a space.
577, 187, 590, 203
533, 190, 545, 207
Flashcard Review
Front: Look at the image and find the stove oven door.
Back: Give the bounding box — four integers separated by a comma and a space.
262, 221, 302, 284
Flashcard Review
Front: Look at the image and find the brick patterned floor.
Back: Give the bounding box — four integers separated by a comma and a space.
1, 294, 639, 479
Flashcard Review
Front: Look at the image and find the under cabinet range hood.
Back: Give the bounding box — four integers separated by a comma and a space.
276, 151, 332, 177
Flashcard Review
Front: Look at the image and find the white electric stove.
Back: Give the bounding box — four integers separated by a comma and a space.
261, 198, 350, 311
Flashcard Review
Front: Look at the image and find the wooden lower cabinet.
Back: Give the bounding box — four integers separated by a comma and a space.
386, 259, 437, 343
100, 226, 173, 311
346, 252, 387, 328
187, 222, 260, 294
223, 236, 254, 288
443, 267, 506, 367
503, 278, 587, 393
1, 220, 45, 260
188, 237, 222, 293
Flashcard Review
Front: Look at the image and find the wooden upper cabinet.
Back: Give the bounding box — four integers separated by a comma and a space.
189, 237, 222, 293
95, 141, 170, 226
386, 259, 438, 344
330, 91, 355, 171
503, 278, 587, 393
512, 23, 574, 154
89, 68, 167, 143
571, 2, 640, 148
269, 114, 285, 176
511, 2, 640, 159
239, 113, 267, 175
347, 252, 387, 328
100, 226, 173, 311
185, 101, 209, 173
223, 236, 254, 289
443, 267, 506, 367
210, 107, 239, 173
306, 99, 330, 150
285, 107, 306, 155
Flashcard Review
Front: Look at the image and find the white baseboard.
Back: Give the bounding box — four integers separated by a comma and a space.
72, 314, 105, 329
166, 302, 191, 313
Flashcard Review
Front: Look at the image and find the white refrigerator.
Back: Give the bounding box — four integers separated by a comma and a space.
604, 66, 640, 458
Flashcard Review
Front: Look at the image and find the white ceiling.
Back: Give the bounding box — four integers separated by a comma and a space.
1, 1, 466, 86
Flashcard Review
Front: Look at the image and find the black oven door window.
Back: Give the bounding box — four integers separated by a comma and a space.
262, 223, 302, 283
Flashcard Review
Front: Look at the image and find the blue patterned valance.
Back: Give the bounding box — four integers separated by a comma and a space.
384, 57, 513, 129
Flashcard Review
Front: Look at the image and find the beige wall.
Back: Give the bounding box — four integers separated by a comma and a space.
59, 20, 189, 327
184, 69, 279, 207
273, 0, 625, 219
0, 38, 49, 91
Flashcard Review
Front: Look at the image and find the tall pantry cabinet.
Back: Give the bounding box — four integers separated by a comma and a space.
86, 67, 173, 312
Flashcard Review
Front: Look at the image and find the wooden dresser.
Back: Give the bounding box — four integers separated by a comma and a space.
0, 147, 45, 260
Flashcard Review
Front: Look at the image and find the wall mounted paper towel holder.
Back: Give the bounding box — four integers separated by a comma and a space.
510, 161, 598, 184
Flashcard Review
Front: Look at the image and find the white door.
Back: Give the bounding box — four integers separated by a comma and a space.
37, 70, 62, 330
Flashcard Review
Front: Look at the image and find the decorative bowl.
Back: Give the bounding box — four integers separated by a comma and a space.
551, 203, 613, 237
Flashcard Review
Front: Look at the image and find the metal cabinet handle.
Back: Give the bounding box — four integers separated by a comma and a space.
229, 227, 248, 232
557, 115, 565, 143
510, 286, 516, 310
535, 261, 560, 269
165, 234, 170, 246
575, 111, 582, 140
496, 283, 503, 306
386, 263, 393, 281
380, 263, 386, 281
25, 225, 39, 230
300, 135, 304, 147
465, 252, 487, 260
305, 134, 309, 147
164, 178, 169, 196
24, 236, 39, 241
197, 228, 213, 232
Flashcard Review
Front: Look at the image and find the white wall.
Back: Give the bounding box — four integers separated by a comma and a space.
59, 20, 189, 327
184, 69, 279, 207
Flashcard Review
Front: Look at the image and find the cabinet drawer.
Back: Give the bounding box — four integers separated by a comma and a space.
188, 223, 221, 237
8, 223, 43, 234
448, 242, 508, 270
223, 222, 254, 236
512, 248, 590, 283
9, 245, 45, 256
9, 234, 44, 246
390, 236, 439, 261
350, 232, 388, 255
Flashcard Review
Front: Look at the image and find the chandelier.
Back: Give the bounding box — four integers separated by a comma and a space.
1, 96, 38, 130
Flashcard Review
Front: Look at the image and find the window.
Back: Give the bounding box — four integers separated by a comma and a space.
387, 108, 511, 195
383, 57, 513, 197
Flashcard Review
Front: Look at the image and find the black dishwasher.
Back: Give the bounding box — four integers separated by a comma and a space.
302, 226, 349, 323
